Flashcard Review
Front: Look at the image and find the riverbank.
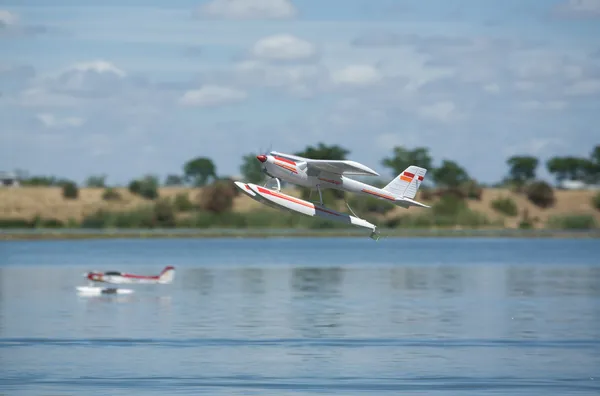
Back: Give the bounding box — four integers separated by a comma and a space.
2, 228, 599, 241
1, 186, 600, 229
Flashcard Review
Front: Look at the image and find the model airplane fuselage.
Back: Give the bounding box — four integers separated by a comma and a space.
256, 151, 429, 209
85, 266, 175, 285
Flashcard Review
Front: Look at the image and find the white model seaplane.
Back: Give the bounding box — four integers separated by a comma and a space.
76, 266, 175, 295
234, 151, 430, 240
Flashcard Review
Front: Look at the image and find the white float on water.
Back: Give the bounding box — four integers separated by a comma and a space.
76, 286, 134, 295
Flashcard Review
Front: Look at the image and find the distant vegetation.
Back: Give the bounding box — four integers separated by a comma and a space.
2, 143, 599, 231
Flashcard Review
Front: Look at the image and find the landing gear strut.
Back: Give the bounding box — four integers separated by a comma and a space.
264, 177, 281, 191
308, 185, 324, 205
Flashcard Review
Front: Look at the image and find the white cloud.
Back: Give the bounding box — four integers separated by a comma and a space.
0, 9, 48, 37
18, 88, 81, 108
417, 101, 461, 123
234, 60, 324, 97
251, 34, 316, 61
483, 83, 500, 94
0, 9, 18, 26
197, 0, 297, 19
180, 85, 247, 107
519, 100, 567, 111
554, 0, 600, 17
68, 60, 126, 77
36, 113, 86, 128
564, 78, 600, 95
331, 65, 382, 87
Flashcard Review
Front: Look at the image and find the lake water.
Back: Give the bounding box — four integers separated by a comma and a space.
1, 237, 599, 395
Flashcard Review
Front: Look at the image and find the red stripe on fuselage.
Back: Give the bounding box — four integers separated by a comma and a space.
274, 156, 296, 165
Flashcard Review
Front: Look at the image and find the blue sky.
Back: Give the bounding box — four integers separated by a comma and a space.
1, 0, 599, 185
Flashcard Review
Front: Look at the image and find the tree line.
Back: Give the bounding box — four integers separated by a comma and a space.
15, 142, 600, 190
3, 142, 599, 231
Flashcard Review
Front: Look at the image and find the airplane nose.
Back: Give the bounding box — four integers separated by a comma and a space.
256, 155, 267, 163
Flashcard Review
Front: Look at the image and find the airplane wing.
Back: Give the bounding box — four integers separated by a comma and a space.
270, 151, 380, 176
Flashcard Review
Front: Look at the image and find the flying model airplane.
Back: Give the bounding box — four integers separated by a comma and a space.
76, 266, 175, 295
234, 151, 430, 240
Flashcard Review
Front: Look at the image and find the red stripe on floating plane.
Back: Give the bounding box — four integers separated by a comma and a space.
403, 171, 415, 178
256, 186, 341, 216
418, 176, 424, 181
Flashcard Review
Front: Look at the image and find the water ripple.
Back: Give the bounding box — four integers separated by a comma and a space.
2, 337, 599, 349
1, 374, 598, 392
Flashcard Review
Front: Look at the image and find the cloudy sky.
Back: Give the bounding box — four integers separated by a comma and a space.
1, 0, 599, 185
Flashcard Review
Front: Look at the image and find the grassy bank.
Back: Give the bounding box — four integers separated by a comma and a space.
1, 186, 599, 237
2, 228, 600, 241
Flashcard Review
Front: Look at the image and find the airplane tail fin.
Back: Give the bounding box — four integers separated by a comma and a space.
158, 266, 175, 284
382, 166, 427, 199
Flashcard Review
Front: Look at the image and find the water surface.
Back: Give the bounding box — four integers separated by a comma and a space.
1, 237, 599, 395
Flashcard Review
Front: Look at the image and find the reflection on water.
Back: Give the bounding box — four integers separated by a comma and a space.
291, 267, 343, 297
1, 238, 599, 395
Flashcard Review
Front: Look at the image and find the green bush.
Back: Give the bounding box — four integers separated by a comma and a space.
173, 192, 194, 211
62, 182, 78, 199
200, 180, 236, 213
128, 176, 159, 200
80, 200, 175, 229
102, 187, 121, 201
525, 180, 555, 208
153, 200, 176, 227
139, 176, 159, 200
491, 196, 518, 216
592, 192, 600, 212
460, 179, 483, 200
0, 218, 34, 228
432, 195, 468, 216
547, 215, 597, 230
37, 218, 64, 228
347, 195, 395, 215
128, 180, 142, 195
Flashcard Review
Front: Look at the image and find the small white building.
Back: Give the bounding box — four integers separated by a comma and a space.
558, 180, 600, 190
0, 171, 20, 187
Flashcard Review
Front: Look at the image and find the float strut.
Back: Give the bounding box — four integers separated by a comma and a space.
317, 184, 323, 205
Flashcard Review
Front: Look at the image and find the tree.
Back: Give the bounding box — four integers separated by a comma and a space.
239, 153, 265, 184
431, 160, 469, 188
85, 174, 107, 188
294, 142, 350, 160
506, 155, 538, 186
588, 145, 600, 184
381, 146, 433, 176
62, 181, 79, 199
164, 174, 184, 186
546, 156, 594, 184
591, 145, 600, 166
129, 175, 159, 200
200, 180, 235, 213
525, 180, 555, 208
183, 157, 217, 187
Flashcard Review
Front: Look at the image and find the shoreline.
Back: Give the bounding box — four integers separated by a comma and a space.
1, 228, 599, 241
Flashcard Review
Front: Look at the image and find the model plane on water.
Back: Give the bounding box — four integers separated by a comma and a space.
76, 266, 175, 295
234, 151, 430, 240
